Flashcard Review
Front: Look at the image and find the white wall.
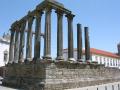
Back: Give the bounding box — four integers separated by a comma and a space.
63, 50, 120, 69
0, 42, 9, 67
92, 54, 120, 68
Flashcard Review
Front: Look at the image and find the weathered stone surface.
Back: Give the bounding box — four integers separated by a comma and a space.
77, 24, 82, 61
19, 21, 26, 63
8, 30, 15, 64
26, 13, 34, 61
84, 27, 91, 61
14, 29, 20, 63
56, 10, 64, 60
2, 62, 120, 90
43, 8, 52, 59
34, 11, 43, 60
66, 14, 75, 61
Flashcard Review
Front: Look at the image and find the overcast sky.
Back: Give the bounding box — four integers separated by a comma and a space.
0, 0, 120, 57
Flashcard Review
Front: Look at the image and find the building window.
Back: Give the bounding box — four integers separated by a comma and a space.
100, 57, 102, 64
110, 59, 112, 66
95, 56, 98, 61
118, 60, 120, 67
116, 59, 118, 67
113, 59, 115, 66
104, 58, 106, 64
108, 58, 110, 66
114, 60, 116, 66
117, 60, 119, 67
4, 50, 8, 65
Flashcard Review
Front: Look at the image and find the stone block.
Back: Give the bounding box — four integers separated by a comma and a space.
2, 61, 120, 90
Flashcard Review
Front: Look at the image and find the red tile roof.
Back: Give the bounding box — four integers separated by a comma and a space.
63, 48, 120, 58
89, 48, 120, 58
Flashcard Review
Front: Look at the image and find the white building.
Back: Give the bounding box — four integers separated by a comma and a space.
63, 48, 120, 69
0, 33, 10, 67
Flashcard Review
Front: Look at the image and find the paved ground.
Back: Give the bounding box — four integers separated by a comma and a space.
66, 82, 120, 90
0, 77, 18, 90
0, 86, 18, 90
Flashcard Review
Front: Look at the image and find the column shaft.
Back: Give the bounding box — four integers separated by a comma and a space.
43, 8, 52, 59
34, 12, 43, 60
14, 28, 20, 63
19, 21, 26, 63
56, 10, 63, 60
26, 16, 34, 61
8, 30, 15, 64
84, 27, 91, 61
77, 24, 82, 61
66, 14, 75, 61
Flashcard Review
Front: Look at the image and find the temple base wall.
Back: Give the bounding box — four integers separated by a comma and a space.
2, 61, 120, 90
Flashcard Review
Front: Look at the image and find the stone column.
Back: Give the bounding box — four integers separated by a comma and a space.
117, 43, 120, 56
14, 26, 20, 63
34, 11, 43, 60
19, 21, 26, 63
43, 8, 52, 60
26, 13, 34, 61
8, 29, 15, 64
77, 24, 82, 61
84, 27, 91, 61
56, 10, 64, 60
66, 14, 75, 61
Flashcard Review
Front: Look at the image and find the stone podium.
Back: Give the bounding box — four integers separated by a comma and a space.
3, 62, 120, 90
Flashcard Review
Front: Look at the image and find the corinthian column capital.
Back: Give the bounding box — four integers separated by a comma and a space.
65, 14, 75, 20
35, 10, 44, 17
55, 10, 64, 16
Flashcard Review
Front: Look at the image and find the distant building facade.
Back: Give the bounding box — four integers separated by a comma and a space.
63, 48, 120, 69
0, 33, 10, 67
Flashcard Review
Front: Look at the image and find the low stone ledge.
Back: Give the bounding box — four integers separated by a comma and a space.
2, 61, 120, 90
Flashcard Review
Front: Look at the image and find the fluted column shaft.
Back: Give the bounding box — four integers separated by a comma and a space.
8, 29, 15, 64
84, 27, 91, 61
26, 15, 34, 61
14, 27, 20, 63
43, 8, 52, 59
56, 10, 63, 60
19, 21, 26, 63
66, 14, 75, 61
77, 24, 82, 61
34, 11, 43, 60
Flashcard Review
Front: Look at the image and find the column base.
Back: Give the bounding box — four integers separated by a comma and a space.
77, 59, 83, 62
43, 55, 52, 60
91, 61, 98, 64
8, 61, 13, 64
56, 56, 64, 61
27, 58, 32, 61
86, 60, 91, 64
13, 60, 18, 64
24, 58, 32, 64
7, 62, 13, 66
18, 59, 24, 64
68, 58, 76, 63
33, 57, 41, 63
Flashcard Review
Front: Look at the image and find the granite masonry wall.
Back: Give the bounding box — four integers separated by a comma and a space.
2, 61, 120, 90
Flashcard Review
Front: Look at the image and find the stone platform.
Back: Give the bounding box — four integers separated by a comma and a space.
2, 61, 120, 90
